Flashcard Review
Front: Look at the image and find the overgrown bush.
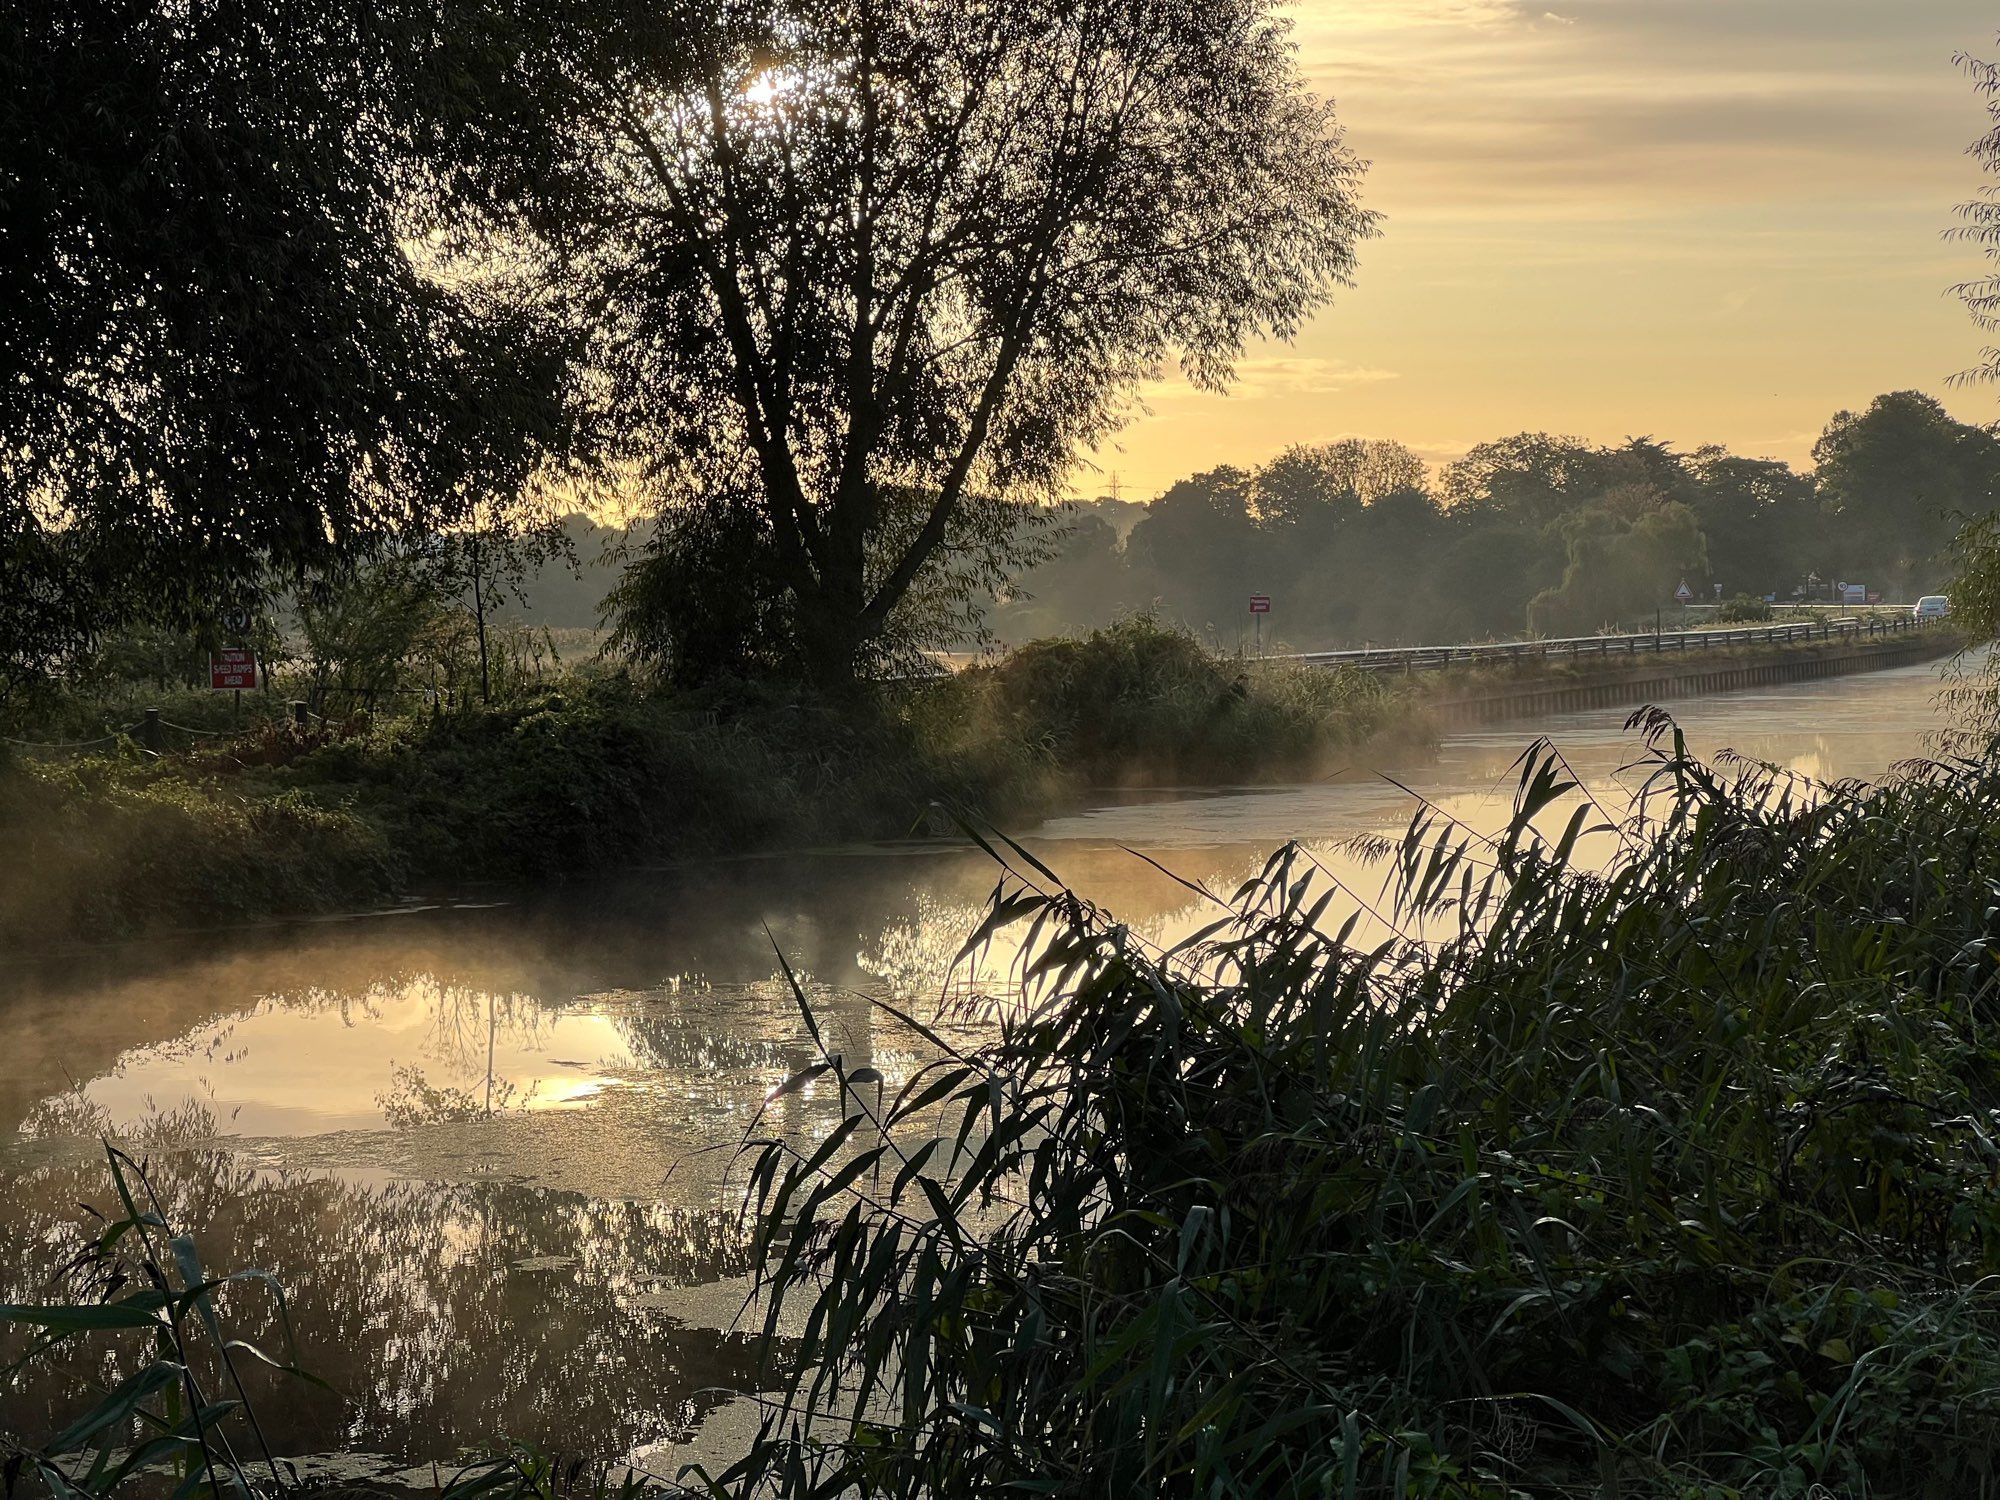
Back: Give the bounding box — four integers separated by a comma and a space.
1716, 593, 1774, 622
726, 713, 2000, 1498
951, 615, 1402, 783
0, 625, 1415, 948
0, 753, 397, 946
290, 680, 846, 878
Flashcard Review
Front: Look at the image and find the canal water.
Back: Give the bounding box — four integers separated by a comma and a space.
0, 660, 1967, 1475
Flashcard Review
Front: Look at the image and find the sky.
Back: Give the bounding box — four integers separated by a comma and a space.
1088, 0, 2000, 499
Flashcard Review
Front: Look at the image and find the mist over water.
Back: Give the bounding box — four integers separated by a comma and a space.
0, 660, 1962, 1474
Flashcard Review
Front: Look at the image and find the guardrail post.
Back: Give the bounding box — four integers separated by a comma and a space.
291, 700, 310, 730
139, 709, 164, 754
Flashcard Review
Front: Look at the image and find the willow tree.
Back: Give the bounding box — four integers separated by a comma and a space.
525, 0, 1373, 685
1954, 38, 2000, 396
1947, 36, 2000, 721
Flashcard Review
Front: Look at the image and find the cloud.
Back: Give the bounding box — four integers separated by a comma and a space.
1290, 0, 1995, 221
1146, 358, 1402, 403
1101, 3, 2000, 499
1294, 0, 1531, 32
1401, 438, 1482, 460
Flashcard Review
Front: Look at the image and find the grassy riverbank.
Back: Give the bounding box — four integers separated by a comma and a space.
0, 619, 1408, 951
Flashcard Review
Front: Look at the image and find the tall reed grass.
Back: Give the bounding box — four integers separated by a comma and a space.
717, 710, 2000, 1498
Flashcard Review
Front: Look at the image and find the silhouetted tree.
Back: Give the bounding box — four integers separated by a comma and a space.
508, 0, 1374, 686
1125, 468, 1262, 638
1685, 447, 1822, 600
1440, 434, 1607, 527
1255, 440, 1427, 530
1814, 392, 2000, 594
0, 0, 580, 692
1428, 519, 1563, 641
1951, 36, 2000, 395
1528, 487, 1707, 635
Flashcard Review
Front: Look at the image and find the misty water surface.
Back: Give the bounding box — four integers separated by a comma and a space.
0, 660, 1965, 1475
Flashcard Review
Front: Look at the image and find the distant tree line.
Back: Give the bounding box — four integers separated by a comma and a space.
996, 391, 2000, 649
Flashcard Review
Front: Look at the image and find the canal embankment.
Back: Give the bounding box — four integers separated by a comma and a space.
1416, 628, 1964, 728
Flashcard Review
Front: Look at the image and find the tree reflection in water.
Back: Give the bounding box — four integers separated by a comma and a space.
0, 1145, 770, 1466
0, 921, 1046, 1468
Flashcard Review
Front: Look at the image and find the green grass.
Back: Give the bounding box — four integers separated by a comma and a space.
0, 750, 399, 947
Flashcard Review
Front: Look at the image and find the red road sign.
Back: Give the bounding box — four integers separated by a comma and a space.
210, 648, 257, 691
1249, 594, 1272, 614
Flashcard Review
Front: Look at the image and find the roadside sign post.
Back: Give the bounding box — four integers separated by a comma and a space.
210, 649, 257, 690
210, 647, 257, 721
1249, 594, 1271, 658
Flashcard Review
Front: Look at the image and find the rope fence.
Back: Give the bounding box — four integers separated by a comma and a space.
0, 670, 477, 756
2, 702, 320, 757
0, 732, 122, 751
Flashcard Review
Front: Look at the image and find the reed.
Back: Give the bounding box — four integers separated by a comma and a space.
717, 709, 2000, 1498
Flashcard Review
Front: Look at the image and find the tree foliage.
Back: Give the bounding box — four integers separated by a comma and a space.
1255, 439, 1427, 530
0, 0, 579, 690
500, 0, 1374, 684
1000, 402, 1994, 651
1527, 487, 1708, 636
1814, 392, 2000, 591
1951, 34, 2000, 394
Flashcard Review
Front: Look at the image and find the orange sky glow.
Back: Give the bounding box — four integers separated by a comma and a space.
1087, 0, 2000, 499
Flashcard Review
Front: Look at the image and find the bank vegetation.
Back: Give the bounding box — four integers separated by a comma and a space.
0, 618, 1404, 952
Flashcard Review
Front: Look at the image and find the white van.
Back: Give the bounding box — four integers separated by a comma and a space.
1914, 595, 1951, 621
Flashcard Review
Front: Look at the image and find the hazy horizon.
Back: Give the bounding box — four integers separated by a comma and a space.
1087, 0, 2000, 499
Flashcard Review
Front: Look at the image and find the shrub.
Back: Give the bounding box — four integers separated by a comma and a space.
956, 615, 1401, 783
0, 755, 396, 947
1716, 593, 1774, 623
0, 629, 1416, 947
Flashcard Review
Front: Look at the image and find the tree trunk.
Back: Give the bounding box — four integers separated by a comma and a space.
796, 585, 870, 694
470, 539, 491, 705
